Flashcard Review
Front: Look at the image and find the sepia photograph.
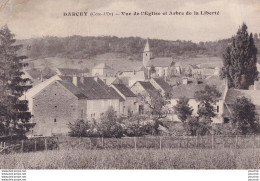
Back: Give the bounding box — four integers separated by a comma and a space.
0, 0, 260, 179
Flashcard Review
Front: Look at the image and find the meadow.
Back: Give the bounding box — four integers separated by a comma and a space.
0, 148, 259, 169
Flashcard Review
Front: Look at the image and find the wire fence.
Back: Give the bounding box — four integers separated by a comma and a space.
57, 134, 260, 150
0, 135, 259, 154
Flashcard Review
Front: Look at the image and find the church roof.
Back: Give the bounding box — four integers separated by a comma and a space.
144, 39, 150, 52
147, 57, 175, 67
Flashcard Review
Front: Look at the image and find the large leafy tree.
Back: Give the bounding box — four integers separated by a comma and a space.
195, 85, 222, 122
139, 90, 171, 134
231, 96, 259, 135
173, 97, 193, 123
0, 25, 32, 136
220, 23, 258, 89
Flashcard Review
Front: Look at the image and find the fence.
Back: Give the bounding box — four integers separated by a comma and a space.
57, 134, 260, 150
0, 137, 59, 154
0, 135, 259, 154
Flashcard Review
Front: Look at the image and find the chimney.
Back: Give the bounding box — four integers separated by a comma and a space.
72, 74, 78, 86
94, 76, 98, 82
40, 71, 43, 82
183, 78, 188, 84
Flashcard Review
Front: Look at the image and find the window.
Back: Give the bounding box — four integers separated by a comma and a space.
54, 119, 57, 123
81, 109, 84, 119
55, 106, 57, 108
217, 106, 219, 113
224, 118, 230, 123
139, 105, 144, 115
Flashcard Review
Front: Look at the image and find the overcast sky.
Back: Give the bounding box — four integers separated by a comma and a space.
0, 0, 260, 42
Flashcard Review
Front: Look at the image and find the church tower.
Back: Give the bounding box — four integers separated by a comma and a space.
143, 39, 152, 68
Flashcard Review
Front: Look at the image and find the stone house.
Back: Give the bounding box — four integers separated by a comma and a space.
111, 83, 137, 117
131, 81, 159, 114
92, 63, 116, 77
170, 76, 228, 123
23, 75, 121, 136
224, 89, 260, 123
116, 70, 146, 87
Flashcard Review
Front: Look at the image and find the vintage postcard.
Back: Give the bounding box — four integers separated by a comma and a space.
0, 0, 260, 180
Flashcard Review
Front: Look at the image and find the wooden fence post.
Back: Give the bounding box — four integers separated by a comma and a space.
195, 135, 198, 149
253, 134, 256, 149
211, 134, 214, 149
90, 139, 92, 149
134, 137, 137, 151
56, 137, 60, 150
34, 139, 37, 151
44, 138, 47, 150
159, 137, 162, 150
235, 135, 238, 149
21, 140, 24, 152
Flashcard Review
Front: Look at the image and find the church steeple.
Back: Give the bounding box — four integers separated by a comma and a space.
143, 39, 152, 68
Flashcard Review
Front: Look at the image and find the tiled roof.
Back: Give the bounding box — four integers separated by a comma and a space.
59, 76, 119, 100
202, 68, 216, 75
171, 76, 226, 99
152, 78, 172, 92
225, 89, 260, 106
93, 63, 112, 69
171, 83, 205, 99
113, 84, 136, 98
26, 67, 56, 79
58, 80, 87, 99
147, 57, 175, 67
138, 81, 158, 97
57, 68, 89, 76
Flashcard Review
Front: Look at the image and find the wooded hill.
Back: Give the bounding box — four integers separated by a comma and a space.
16, 35, 260, 60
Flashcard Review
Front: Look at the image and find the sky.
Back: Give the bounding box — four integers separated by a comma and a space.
0, 0, 260, 42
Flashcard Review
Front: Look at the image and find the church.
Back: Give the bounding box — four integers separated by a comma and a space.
142, 40, 181, 78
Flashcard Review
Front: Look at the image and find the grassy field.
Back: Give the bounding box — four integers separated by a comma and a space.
0, 148, 259, 169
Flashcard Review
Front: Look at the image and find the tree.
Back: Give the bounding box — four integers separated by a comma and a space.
231, 96, 259, 134
99, 107, 123, 138
0, 25, 32, 136
173, 97, 193, 123
220, 23, 258, 89
195, 85, 221, 121
138, 90, 171, 134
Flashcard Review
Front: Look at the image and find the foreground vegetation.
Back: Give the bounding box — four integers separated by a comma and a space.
0, 148, 259, 169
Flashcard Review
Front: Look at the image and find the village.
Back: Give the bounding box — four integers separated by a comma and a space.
20, 39, 260, 137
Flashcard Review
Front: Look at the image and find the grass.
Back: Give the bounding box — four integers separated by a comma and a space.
0, 148, 259, 169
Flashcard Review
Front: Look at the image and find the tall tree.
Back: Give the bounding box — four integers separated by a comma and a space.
0, 25, 32, 136
173, 97, 193, 123
220, 23, 258, 89
139, 90, 171, 134
231, 96, 259, 135
195, 85, 221, 122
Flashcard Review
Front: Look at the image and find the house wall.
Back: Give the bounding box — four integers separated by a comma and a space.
170, 98, 224, 123
154, 67, 168, 77
86, 99, 120, 120
120, 97, 137, 117
92, 68, 104, 76
31, 81, 79, 136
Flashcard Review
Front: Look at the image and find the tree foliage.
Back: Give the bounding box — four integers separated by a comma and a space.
195, 85, 221, 121
220, 23, 258, 89
138, 90, 171, 134
231, 96, 259, 135
0, 25, 33, 136
173, 97, 193, 123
